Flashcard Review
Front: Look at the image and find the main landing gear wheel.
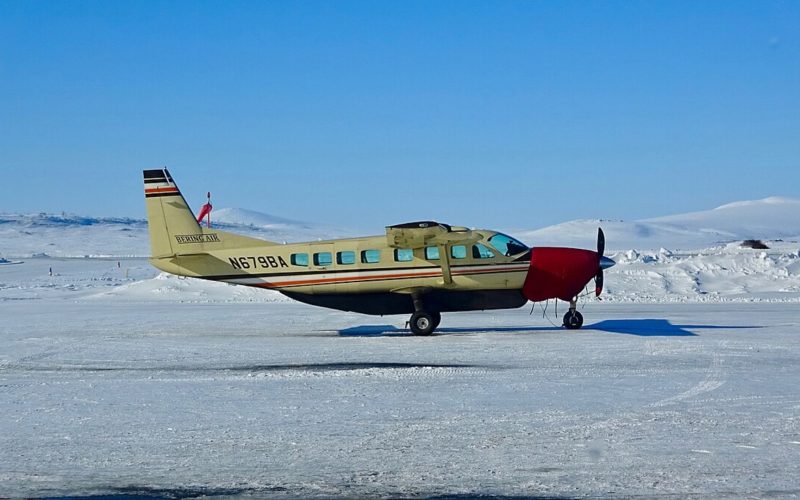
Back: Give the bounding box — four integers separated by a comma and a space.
410, 311, 437, 336
563, 310, 584, 330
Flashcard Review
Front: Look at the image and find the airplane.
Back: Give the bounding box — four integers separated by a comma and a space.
143, 168, 615, 335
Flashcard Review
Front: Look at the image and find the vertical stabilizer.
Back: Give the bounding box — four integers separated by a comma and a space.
143, 168, 202, 257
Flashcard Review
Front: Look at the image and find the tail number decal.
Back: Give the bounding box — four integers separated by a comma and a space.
229, 256, 289, 270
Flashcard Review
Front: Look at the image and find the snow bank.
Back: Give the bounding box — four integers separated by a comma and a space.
602, 241, 800, 303
87, 272, 290, 303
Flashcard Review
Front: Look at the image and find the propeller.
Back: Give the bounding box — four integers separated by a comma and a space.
598, 227, 605, 257
595, 228, 609, 296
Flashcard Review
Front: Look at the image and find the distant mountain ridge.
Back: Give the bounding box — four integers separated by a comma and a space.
0, 213, 146, 228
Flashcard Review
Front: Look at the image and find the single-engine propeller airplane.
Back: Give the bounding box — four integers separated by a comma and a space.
144, 168, 615, 335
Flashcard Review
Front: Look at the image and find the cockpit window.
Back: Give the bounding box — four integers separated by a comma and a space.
487, 233, 529, 256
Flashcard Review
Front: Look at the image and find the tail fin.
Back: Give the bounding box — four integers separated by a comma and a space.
143, 168, 203, 257
143, 168, 278, 263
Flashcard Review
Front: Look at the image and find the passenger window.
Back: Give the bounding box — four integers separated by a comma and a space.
451, 245, 467, 259
473, 243, 495, 259
394, 248, 413, 262
291, 253, 308, 267
425, 246, 440, 260
361, 249, 381, 264
337, 251, 355, 265
313, 252, 332, 266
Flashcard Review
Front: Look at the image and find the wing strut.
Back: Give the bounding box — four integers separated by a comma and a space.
438, 244, 452, 284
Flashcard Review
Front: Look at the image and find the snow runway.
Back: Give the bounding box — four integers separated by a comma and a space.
2, 298, 799, 498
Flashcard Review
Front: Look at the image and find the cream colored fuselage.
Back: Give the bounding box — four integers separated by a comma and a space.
150, 230, 529, 296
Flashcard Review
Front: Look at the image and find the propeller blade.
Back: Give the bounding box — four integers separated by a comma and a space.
596, 228, 608, 296
595, 268, 604, 297
597, 227, 605, 257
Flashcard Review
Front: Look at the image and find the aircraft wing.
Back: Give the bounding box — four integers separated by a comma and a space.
385, 221, 481, 249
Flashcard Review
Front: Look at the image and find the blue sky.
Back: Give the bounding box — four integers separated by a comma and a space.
1, 1, 798, 231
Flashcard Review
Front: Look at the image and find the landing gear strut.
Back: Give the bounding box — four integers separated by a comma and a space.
563, 298, 584, 330
409, 294, 441, 336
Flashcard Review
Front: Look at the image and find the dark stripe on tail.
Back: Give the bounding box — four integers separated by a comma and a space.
144, 169, 167, 180
145, 192, 183, 198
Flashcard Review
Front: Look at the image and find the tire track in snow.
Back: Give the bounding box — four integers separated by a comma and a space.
575, 340, 730, 451
0, 362, 498, 382
650, 340, 727, 407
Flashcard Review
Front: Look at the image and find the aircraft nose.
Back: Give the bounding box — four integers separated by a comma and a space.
600, 256, 615, 270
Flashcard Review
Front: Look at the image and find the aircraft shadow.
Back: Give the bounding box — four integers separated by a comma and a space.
587, 319, 761, 337
337, 324, 562, 337
339, 320, 761, 337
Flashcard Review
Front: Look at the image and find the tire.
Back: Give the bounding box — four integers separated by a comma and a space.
563, 310, 584, 330
410, 311, 436, 336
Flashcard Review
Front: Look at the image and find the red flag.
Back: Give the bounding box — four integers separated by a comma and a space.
196, 192, 212, 227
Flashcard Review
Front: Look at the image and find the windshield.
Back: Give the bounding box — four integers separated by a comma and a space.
487, 233, 529, 256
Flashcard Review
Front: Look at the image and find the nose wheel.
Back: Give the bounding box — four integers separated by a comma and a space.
563, 298, 584, 330
563, 310, 584, 329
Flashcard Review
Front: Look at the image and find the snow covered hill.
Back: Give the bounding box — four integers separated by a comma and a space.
212, 207, 309, 228
0, 211, 353, 258
0, 214, 149, 258
514, 196, 800, 252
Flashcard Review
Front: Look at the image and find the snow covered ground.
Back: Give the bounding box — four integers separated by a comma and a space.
1, 254, 800, 497
2, 295, 800, 497
2, 198, 800, 497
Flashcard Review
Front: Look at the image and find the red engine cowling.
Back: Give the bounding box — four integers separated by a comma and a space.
522, 247, 599, 302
